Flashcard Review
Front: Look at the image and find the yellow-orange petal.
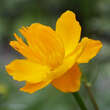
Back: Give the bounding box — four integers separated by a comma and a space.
46, 43, 84, 81
10, 40, 42, 64
77, 37, 103, 63
19, 23, 65, 68
11, 33, 44, 64
56, 10, 81, 56
20, 81, 51, 94
5, 59, 50, 83
51, 64, 81, 92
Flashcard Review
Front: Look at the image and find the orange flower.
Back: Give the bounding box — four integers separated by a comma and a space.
6, 10, 102, 93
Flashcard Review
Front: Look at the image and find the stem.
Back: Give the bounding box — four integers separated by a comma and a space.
84, 83, 99, 110
72, 92, 88, 110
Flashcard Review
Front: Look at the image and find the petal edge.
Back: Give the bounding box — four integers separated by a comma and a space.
51, 64, 81, 92
20, 81, 51, 94
56, 10, 81, 56
6, 59, 50, 83
77, 37, 103, 63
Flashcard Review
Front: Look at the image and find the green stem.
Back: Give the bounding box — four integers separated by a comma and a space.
72, 92, 88, 110
84, 83, 99, 110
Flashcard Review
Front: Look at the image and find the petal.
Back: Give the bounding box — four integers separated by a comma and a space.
56, 10, 81, 56
51, 64, 81, 92
47, 44, 84, 81
10, 35, 42, 64
20, 80, 51, 94
18, 23, 64, 68
77, 37, 103, 63
5, 59, 50, 83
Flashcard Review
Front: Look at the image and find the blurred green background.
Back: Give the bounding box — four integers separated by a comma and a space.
0, 0, 110, 110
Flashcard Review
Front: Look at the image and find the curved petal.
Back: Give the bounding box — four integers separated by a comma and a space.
56, 10, 81, 56
18, 23, 64, 68
51, 64, 81, 92
10, 34, 42, 64
77, 37, 103, 63
20, 80, 51, 94
5, 59, 51, 83
46, 44, 84, 81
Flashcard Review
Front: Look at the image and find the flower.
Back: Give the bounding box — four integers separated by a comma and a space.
6, 10, 102, 94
